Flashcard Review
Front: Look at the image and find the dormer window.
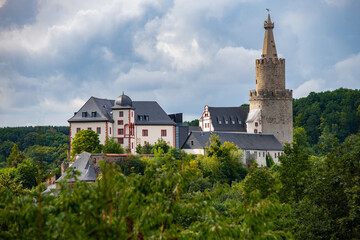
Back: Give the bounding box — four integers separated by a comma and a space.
91, 112, 97, 117
238, 120, 242, 124
232, 120, 235, 124
225, 120, 228, 124
82, 112, 87, 117
138, 115, 143, 121
144, 115, 149, 121
218, 120, 222, 124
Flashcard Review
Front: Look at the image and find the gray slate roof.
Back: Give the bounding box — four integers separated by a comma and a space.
68, 97, 114, 123
68, 97, 175, 125
56, 152, 97, 183
182, 131, 283, 151
208, 106, 249, 132
133, 101, 175, 125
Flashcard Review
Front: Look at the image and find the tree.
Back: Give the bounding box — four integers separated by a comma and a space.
6, 144, 25, 168
102, 137, 124, 154
71, 130, 101, 157
16, 159, 39, 189
242, 163, 275, 201
278, 142, 310, 202
202, 134, 248, 184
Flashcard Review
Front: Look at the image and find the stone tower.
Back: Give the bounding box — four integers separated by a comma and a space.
247, 14, 293, 145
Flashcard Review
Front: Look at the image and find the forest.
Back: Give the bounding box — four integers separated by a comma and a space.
0, 88, 359, 239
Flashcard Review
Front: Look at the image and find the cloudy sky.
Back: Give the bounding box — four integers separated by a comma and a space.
0, 0, 359, 127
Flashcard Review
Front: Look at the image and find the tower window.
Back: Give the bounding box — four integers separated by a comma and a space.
255, 122, 258, 127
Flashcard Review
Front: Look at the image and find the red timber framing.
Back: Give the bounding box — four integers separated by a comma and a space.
105, 122, 109, 141
173, 126, 176, 147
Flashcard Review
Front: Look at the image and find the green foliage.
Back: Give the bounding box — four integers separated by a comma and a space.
243, 163, 275, 201
183, 119, 199, 126
102, 137, 124, 154
278, 143, 310, 202
292, 134, 360, 239
266, 154, 275, 168
293, 88, 360, 147
16, 159, 39, 189
203, 134, 248, 184
71, 130, 101, 157
153, 139, 170, 153
6, 144, 25, 168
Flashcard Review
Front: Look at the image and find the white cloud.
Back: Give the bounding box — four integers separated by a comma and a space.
322, 0, 350, 7
0, 0, 6, 8
334, 52, 360, 88
293, 79, 326, 98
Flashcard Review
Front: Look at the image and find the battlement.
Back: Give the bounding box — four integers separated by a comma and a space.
249, 89, 292, 99
256, 58, 285, 65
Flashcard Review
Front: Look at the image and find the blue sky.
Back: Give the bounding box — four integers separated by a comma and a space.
0, 0, 359, 127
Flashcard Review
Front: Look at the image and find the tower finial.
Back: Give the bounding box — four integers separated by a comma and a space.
261, 13, 277, 59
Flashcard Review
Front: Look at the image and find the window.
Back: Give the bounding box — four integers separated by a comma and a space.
138, 115, 143, 121
82, 112, 87, 117
144, 115, 149, 121
91, 112, 97, 117
131, 112, 133, 117
110, 127, 111, 134
254, 129, 258, 133
119, 111, 123, 117
132, 143, 133, 149
255, 122, 258, 127
118, 138, 124, 144
232, 120, 235, 124
191, 141, 194, 145
263, 152, 265, 157
225, 120, 228, 124
76, 128, 81, 133
275, 153, 277, 158
254, 151, 257, 160
205, 113, 208, 117
118, 129, 124, 135
259, 152, 261, 157
88, 127, 92, 130
97, 127, 101, 134
118, 120, 123, 125
142, 129, 148, 136
161, 129, 167, 137
218, 120, 222, 124
239, 120, 242, 124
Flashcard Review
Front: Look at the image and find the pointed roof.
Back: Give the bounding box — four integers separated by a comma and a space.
261, 14, 278, 59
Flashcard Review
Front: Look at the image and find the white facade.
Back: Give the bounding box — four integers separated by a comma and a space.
246, 109, 262, 134
199, 105, 213, 132
135, 125, 175, 147
182, 148, 283, 166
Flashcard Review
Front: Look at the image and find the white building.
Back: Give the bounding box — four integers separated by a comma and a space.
68, 93, 176, 154
182, 131, 284, 167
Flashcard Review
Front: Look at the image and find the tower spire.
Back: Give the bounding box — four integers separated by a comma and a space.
261, 13, 277, 59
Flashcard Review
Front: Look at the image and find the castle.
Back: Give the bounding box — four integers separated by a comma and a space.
199, 14, 293, 145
